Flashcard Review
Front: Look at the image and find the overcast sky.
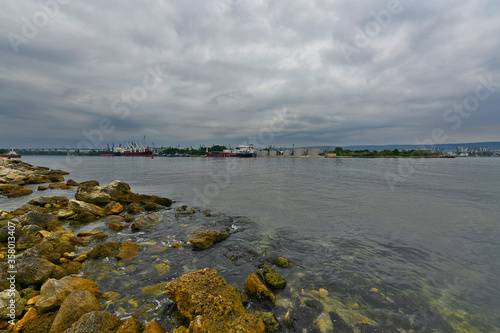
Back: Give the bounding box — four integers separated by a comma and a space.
1, 0, 499, 149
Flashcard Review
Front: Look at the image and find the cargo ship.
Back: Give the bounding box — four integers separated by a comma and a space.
206, 144, 257, 157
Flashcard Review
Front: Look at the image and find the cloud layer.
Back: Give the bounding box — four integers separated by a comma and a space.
1, 0, 499, 148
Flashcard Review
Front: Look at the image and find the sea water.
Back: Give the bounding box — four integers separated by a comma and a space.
2, 155, 499, 331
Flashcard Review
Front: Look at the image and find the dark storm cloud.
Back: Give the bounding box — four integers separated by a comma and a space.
1, 0, 499, 149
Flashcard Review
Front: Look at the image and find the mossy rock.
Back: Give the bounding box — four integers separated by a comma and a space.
256, 264, 286, 289
249, 309, 280, 332
275, 257, 293, 268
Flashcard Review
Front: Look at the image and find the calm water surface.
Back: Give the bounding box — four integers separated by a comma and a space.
2, 156, 499, 332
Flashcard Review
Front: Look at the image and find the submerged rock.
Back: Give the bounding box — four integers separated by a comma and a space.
275, 256, 293, 268
248, 310, 281, 333
189, 228, 229, 250
165, 268, 265, 332
88, 241, 121, 259
116, 242, 141, 261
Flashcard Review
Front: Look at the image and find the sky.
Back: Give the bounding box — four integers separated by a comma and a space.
1, 0, 499, 149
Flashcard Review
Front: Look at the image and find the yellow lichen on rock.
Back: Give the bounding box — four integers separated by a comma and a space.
165, 268, 265, 332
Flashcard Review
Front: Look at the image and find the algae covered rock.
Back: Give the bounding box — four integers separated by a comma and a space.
104, 201, 124, 215
28, 195, 68, 206
165, 268, 265, 332
79, 180, 100, 187
245, 273, 275, 303
88, 241, 121, 259
116, 316, 145, 333
275, 256, 293, 268
18, 211, 61, 231
256, 264, 286, 289
64, 310, 123, 333
116, 241, 141, 261
189, 228, 229, 249
248, 309, 280, 332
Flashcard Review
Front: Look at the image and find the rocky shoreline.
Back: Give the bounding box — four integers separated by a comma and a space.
0, 158, 293, 333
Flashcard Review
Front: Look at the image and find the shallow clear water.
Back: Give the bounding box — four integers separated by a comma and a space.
2, 156, 499, 331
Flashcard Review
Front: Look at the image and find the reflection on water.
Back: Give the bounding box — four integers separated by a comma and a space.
4, 156, 500, 331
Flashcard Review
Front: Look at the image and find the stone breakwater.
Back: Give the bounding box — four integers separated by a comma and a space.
0, 158, 296, 333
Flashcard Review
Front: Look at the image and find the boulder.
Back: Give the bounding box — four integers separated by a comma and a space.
248, 310, 280, 332
49, 290, 101, 333
88, 241, 121, 259
131, 216, 147, 231
165, 268, 265, 332
116, 317, 145, 333
15, 234, 42, 250
127, 202, 144, 215
103, 201, 124, 215
28, 196, 68, 206
38, 185, 48, 191
0, 225, 24, 244
72, 211, 99, 223
44, 230, 76, 246
66, 179, 80, 186
59, 276, 100, 297
49, 183, 72, 189
50, 169, 69, 175
13, 204, 48, 215
116, 242, 141, 261
75, 180, 131, 204
0, 289, 24, 320
35, 278, 73, 314
189, 228, 229, 250
245, 273, 275, 303
16, 254, 58, 287
18, 211, 61, 231
64, 311, 123, 333
13, 307, 38, 332
60, 261, 82, 275
68, 200, 105, 217
256, 264, 286, 289
144, 321, 166, 333
5, 185, 33, 197
275, 257, 293, 268
19, 311, 57, 333
56, 209, 75, 219
78, 180, 100, 187
109, 221, 129, 231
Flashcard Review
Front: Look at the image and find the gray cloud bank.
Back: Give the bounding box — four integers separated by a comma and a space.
1, 0, 499, 148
